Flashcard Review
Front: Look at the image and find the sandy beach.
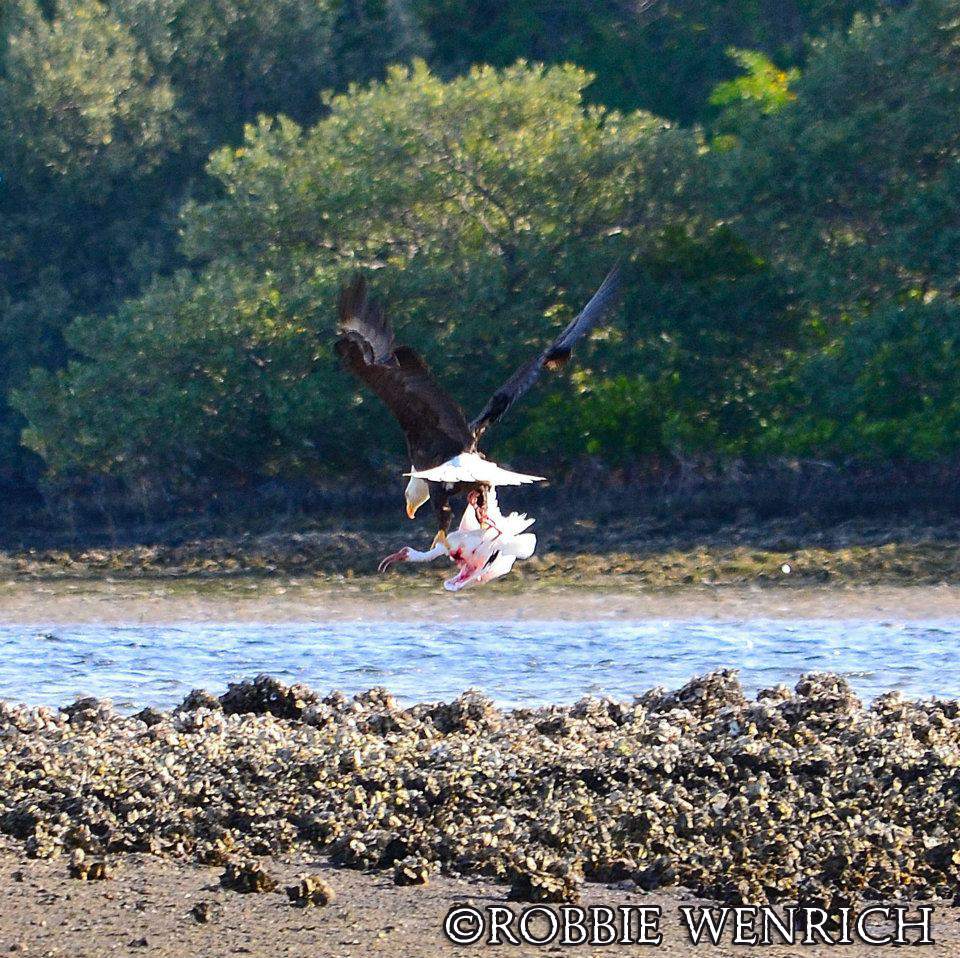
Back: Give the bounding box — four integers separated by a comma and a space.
3, 841, 958, 957
3, 578, 960, 625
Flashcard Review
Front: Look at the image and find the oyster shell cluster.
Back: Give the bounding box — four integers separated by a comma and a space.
1, 671, 958, 907
219, 859, 278, 893
286, 873, 336, 906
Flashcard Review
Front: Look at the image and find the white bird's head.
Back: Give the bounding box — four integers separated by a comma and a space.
404, 475, 430, 519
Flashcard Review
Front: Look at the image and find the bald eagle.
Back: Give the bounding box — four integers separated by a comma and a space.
335, 265, 622, 571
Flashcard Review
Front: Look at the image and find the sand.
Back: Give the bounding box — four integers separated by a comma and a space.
2, 842, 957, 957
2, 578, 960, 625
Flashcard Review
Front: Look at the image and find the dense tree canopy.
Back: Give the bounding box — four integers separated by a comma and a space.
0, 0, 185, 481
716, 0, 960, 457
110, 0, 426, 148
22, 64, 783, 484
413, 0, 895, 122
0, 0, 957, 504
0, 0, 425, 487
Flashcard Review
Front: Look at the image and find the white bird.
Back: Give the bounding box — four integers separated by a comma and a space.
378, 488, 537, 591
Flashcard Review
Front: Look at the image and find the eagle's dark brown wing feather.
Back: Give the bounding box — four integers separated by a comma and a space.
335, 276, 473, 469
469, 264, 623, 439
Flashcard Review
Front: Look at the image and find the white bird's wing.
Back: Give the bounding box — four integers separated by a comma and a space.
473, 553, 521, 588
445, 553, 519, 591
499, 532, 537, 560
496, 513, 536, 536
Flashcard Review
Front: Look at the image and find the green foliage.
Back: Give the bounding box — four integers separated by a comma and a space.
756, 300, 960, 459
0, 0, 426, 485
0, 0, 181, 180
413, 0, 891, 122
121, 0, 334, 146
511, 375, 668, 466
715, 0, 960, 459
17, 62, 784, 483
0, 0, 186, 479
718, 0, 960, 308
109, 0, 426, 148
16, 266, 333, 477
18, 63, 807, 486
4, 0, 960, 500
709, 48, 799, 142
329, 0, 429, 91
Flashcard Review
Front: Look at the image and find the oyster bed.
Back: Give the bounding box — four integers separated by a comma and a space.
1, 671, 959, 908
4, 514, 960, 587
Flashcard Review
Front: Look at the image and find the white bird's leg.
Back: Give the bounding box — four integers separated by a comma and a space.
484, 517, 503, 538
468, 489, 502, 537
378, 542, 447, 574
467, 489, 487, 524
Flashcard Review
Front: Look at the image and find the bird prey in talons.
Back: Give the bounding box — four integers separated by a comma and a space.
334, 264, 623, 590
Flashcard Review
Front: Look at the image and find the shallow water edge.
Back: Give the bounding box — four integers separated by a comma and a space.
1, 582, 959, 710
3, 579, 960, 625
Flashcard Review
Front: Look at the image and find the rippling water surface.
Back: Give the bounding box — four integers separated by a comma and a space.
1, 618, 957, 710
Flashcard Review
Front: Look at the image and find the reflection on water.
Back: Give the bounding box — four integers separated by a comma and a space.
1, 619, 957, 710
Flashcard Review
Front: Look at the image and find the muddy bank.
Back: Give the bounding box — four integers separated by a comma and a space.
2, 515, 960, 588
2, 842, 956, 958
3, 579, 960, 626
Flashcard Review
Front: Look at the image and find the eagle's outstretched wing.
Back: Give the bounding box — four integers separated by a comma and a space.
469, 264, 623, 440
335, 276, 473, 470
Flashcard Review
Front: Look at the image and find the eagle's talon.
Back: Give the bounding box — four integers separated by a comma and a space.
431, 529, 449, 551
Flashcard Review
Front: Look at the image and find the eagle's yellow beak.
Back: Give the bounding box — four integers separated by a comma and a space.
406, 504, 417, 519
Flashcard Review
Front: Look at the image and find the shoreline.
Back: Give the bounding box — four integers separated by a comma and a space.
3, 841, 957, 957
2, 579, 960, 625
1, 516, 958, 592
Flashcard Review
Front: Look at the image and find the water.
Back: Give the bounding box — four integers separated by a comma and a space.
1, 618, 957, 711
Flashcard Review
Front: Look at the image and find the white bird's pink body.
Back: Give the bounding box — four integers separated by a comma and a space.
377, 488, 537, 590
441, 492, 537, 591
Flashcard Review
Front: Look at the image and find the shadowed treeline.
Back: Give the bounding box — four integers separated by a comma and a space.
4, 460, 960, 553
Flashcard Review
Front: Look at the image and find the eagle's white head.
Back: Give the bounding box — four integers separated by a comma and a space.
404, 475, 430, 519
